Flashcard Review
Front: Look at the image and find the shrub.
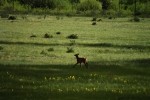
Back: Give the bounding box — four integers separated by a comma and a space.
47, 48, 54, 52
129, 16, 140, 22
30, 34, 37, 38
0, 46, 3, 50
97, 18, 102, 22
66, 47, 74, 53
56, 32, 61, 35
69, 40, 76, 46
56, 16, 60, 20
21, 15, 28, 20
134, 16, 140, 22
44, 33, 53, 38
108, 16, 112, 19
92, 22, 96, 25
8, 16, 17, 20
118, 9, 132, 17
67, 34, 78, 39
40, 50, 47, 55
66, 12, 74, 17
49, 0, 71, 10
106, 9, 116, 17
92, 17, 97, 21
77, 0, 102, 12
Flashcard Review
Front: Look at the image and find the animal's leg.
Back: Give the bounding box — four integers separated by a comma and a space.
80, 63, 81, 67
85, 63, 88, 69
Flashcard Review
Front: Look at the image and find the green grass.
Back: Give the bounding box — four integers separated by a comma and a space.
0, 15, 150, 100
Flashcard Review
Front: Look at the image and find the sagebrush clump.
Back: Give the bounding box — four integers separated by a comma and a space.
8, 16, 17, 20
0, 46, 3, 50
134, 16, 140, 22
47, 48, 54, 52
67, 34, 78, 39
92, 22, 96, 25
66, 47, 74, 53
56, 32, 61, 35
69, 40, 76, 46
129, 17, 140, 22
30, 34, 37, 38
44, 33, 53, 38
92, 17, 97, 21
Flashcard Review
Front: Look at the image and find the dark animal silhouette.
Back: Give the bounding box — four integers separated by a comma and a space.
74, 54, 88, 68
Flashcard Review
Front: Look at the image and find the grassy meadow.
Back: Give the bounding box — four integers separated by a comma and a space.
0, 15, 150, 100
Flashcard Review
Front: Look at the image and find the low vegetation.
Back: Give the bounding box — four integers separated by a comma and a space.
66, 46, 74, 53
0, 0, 150, 17
0, 45, 3, 50
47, 48, 54, 52
44, 33, 53, 38
0, 16, 150, 100
67, 34, 78, 39
56, 32, 61, 35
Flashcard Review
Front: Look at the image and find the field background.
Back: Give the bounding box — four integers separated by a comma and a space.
0, 16, 150, 100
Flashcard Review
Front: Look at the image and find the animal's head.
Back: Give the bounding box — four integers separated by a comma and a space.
74, 53, 79, 57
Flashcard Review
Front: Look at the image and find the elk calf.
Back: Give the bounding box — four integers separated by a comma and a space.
74, 54, 88, 68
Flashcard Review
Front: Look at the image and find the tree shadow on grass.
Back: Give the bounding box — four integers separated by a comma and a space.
0, 63, 91, 80
0, 57, 150, 78
0, 40, 62, 46
0, 62, 150, 100
0, 64, 70, 79
88, 58, 150, 76
0, 88, 150, 100
129, 58, 150, 66
1, 40, 150, 51
79, 43, 150, 50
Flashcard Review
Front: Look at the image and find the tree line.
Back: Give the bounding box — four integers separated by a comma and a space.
0, 0, 149, 17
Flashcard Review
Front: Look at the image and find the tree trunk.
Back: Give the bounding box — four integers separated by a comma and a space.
13, 0, 15, 12
134, 0, 137, 16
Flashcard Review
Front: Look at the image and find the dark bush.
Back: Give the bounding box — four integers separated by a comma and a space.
30, 34, 37, 38
56, 16, 63, 20
66, 47, 74, 53
129, 16, 140, 22
97, 18, 102, 22
129, 18, 133, 22
108, 16, 112, 19
0, 46, 3, 50
40, 50, 47, 55
92, 17, 97, 21
134, 16, 140, 22
44, 33, 53, 38
77, 0, 102, 11
47, 48, 54, 52
21, 15, 28, 20
69, 40, 76, 46
8, 16, 17, 20
56, 32, 61, 35
92, 22, 96, 25
67, 34, 78, 39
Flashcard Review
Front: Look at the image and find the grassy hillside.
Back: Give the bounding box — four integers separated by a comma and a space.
0, 16, 150, 100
